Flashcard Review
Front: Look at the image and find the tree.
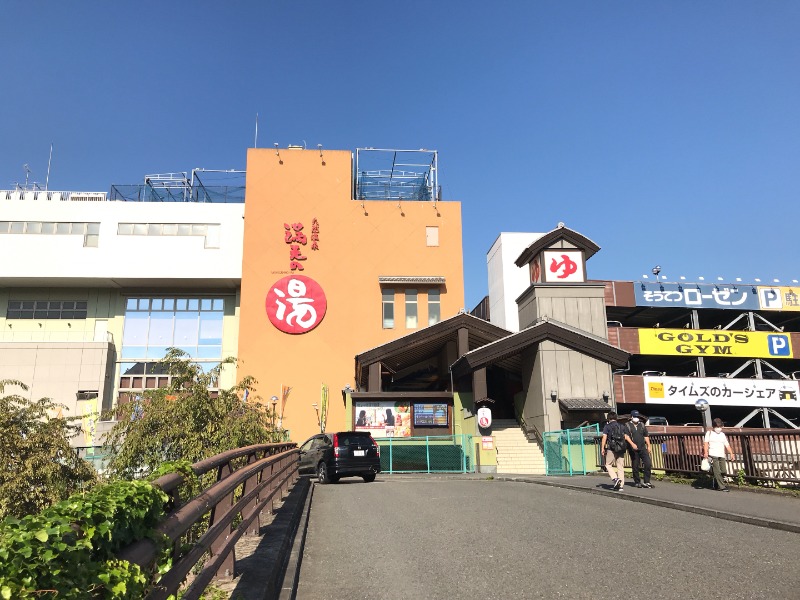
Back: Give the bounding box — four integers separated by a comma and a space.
103, 349, 279, 480
0, 380, 97, 518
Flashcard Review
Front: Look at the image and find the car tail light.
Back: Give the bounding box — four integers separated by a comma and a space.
369, 435, 379, 457
333, 433, 340, 458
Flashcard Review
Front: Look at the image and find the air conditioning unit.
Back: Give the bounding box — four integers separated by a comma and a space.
76, 391, 99, 401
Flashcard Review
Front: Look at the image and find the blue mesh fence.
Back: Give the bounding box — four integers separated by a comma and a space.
376, 435, 475, 473
544, 424, 600, 476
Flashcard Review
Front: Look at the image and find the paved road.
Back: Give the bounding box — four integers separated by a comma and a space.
296, 478, 799, 600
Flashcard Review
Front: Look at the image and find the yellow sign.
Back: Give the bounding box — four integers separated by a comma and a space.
647, 382, 665, 398
639, 329, 794, 359
757, 286, 800, 312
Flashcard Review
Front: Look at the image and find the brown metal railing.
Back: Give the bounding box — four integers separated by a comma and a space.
117, 442, 299, 600
596, 431, 800, 485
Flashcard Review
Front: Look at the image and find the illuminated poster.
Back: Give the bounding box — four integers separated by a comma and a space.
413, 403, 449, 427
354, 401, 412, 438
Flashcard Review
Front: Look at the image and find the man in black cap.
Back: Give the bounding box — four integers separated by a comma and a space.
627, 410, 654, 488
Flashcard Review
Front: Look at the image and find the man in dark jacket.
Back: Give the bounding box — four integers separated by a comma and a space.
627, 410, 654, 488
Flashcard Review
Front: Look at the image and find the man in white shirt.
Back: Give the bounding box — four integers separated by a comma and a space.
703, 417, 734, 492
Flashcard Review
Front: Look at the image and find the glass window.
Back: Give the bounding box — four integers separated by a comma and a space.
133, 223, 147, 235
0, 222, 9, 233
40, 222, 55, 234
122, 312, 149, 347
118, 223, 133, 235
174, 312, 199, 346
163, 223, 178, 235
212, 298, 224, 310
56, 223, 70, 234
84, 234, 99, 248
10, 222, 24, 233
426, 226, 439, 247
195, 345, 222, 359
87, 223, 100, 235
199, 312, 223, 344
382, 289, 394, 329
71, 222, 86, 235
148, 223, 162, 236
26, 222, 42, 234
178, 224, 191, 236
121, 297, 225, 361
191, 224, 207, 236
428, 289, 441, 325
405, 289, 418, 329
147, 312, 173, 348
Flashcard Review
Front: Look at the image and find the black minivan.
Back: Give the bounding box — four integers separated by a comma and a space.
298, 431, 381, 484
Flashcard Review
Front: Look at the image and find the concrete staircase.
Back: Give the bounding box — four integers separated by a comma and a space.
492, 419, 546, 475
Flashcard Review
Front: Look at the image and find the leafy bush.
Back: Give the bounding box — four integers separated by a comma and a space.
104, 349, 280, 480
0, 380, 97, 519
0, 480, 167, 599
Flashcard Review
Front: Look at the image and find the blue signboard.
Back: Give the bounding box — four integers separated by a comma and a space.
634, 282, 760, 311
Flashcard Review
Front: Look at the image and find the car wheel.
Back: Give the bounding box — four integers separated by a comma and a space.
362, 473, 376, 483
317, 462, 331, 484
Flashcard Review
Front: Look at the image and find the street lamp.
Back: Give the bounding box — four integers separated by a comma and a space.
270, 395, 278, 433
695, 398, 712, 430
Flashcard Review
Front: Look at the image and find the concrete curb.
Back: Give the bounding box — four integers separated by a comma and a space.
494, 476, 800, 535
278, 479, 315, 600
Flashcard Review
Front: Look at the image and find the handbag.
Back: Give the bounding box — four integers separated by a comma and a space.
701, 457, 711, 472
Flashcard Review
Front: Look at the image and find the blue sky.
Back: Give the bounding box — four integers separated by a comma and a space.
2, 2, 799, 308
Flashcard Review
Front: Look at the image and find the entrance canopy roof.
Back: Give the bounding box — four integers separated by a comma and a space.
355, 313, 512, 390
450, 317, 630, 379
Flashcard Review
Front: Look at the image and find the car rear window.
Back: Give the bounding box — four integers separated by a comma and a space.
337, 433, 375, 446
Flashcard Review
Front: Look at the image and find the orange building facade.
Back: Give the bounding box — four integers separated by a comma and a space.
238, 148, 465, 443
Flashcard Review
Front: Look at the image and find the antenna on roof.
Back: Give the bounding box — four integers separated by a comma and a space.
45, 143, 53, 191
23, 164, 31, 188
254, 113, 259, 148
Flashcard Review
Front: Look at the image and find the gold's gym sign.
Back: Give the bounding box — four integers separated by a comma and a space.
638, 329, 793, 359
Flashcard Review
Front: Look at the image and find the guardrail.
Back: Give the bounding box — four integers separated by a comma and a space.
596, 431, 800, 485
117, 442, 298, 599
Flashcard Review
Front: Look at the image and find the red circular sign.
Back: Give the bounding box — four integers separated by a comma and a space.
265, 275, 327, 334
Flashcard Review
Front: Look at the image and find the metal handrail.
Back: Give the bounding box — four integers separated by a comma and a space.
596, 431, 800, 484
116, 442, 298, 600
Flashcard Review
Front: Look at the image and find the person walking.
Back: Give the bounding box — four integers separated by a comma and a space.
626, 410, 654, 488
704, 417, 734, 492
600, 412, 631, 491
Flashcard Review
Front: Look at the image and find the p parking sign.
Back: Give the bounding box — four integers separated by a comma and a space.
768, 334, 790, 357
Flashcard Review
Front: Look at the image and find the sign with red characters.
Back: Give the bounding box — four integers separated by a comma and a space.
266, 275, 327, 334
284, 218, 320, 271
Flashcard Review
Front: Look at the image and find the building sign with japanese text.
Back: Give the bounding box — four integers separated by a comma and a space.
644, 376, 800, 409
757, 286, 800, 312
634, 282, 759, 311
266, 275, 327, 334
284, 218, 321, 272
639, 329, 793, 359
543, 250, 584, 283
